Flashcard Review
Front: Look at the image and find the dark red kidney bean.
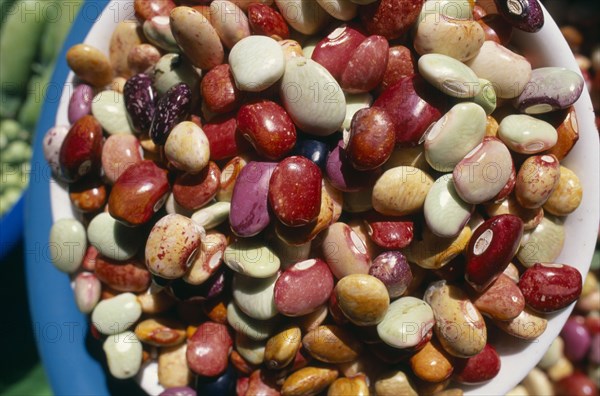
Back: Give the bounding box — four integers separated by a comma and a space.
369, 251, 412, 298
173, 162, 221, 211
247, 3, 289, 39
274, 258, 334, 317
465, 214, 524, 292
59, 115, 103, 183
292, 137, 329, 169
187, 321, 232, 377
269, 156, 322, 227
201, 64, 242, 114
554, 372, 598, 396
123, 73, 157, 133
364, 212, 414, 249
454, 344, 501, 384
196, 364, 236, 395
108, 160, 170, 226
325, 141, 382, 192
230, 161, 276, 237
311, 25, 367, 81
493, 0, 544, 33
94, 255, 151, 293
237, 100, 296, 160
380, 45, 415, 92
346, 107, 395, 170
360, 0, 425, 39
203, 114, 250, 161
518, 263, 582, 313
340, 35, 389, 93
373, 75, 447, 146
134, 0, 176, 20
150, 82, 192, 145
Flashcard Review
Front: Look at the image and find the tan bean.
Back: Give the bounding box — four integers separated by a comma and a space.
375, 370, 418, 396
424, 280, 487, 358
158, 343, 192, 388
516, 155, 561, 209
281, 366, 338, 396
493, 308, 548, 340
264, 326, 302, 370
410, 340, 454, 383
66, 44, 113, 87
327, 374, 369, 396
543, 165, 583, 216
302, 325, 362, 364
109, 20, 145, 79
335, 274, 390, 326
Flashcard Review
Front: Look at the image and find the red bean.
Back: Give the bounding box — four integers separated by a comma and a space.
247, 3, 289, 39
346, 107, 395, 170
312, 25, 367, 81
94, 256, 151, 293
518, 263, 582, 313
454, 344, 501, 384
203, 114, 250, 161
201, 64, 242, 114
364, 212, 414, 249
173, 162, 221, 211
340, 35, 389, 93
237, 100, 296, 160
274, 258, 334, 317
186, 322, 232, 377
269, 156, 322, 227
59, 115, 103, 183
373, 75, 447, 146
465, 214, 524, 291
360, 0, 425, 40
108, 160, 170, 226
380, 45, 416, 92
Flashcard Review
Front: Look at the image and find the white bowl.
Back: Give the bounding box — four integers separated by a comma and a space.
32, 1, 600, 395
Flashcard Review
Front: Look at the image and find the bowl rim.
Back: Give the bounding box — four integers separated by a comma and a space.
26, 1, 600, 395
25, 2, 115, 394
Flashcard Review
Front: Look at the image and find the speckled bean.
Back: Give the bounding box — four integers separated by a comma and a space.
414, 13, 485, 62
145, 214, 204, 279
515, 154, 560, 209
165, 121, 210, 173
135, 317, 186, 347
170, 6, 224, 69
150, 83, 192, 145
543, 165, 583, 216
123, 73, 157, 134
424, 280, 487, 357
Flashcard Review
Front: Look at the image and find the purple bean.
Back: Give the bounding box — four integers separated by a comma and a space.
150, 82, 192, 145
123, 73, 157, 133
68, 84, 94, 124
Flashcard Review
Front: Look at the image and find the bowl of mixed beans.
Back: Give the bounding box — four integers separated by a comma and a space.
26, 0, 599, 395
